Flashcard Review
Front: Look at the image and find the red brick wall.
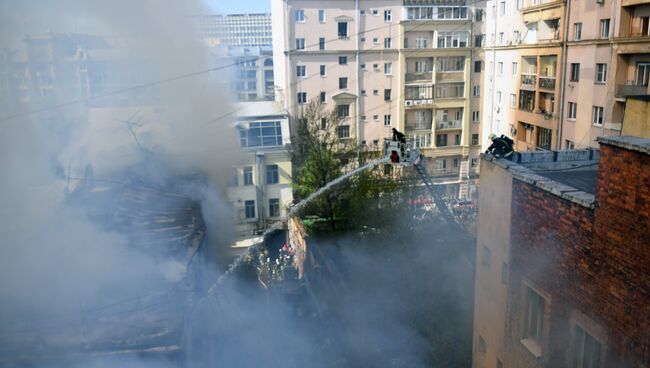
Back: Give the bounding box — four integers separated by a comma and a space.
593, 143, 650, 365
506, 143, 650, 367
508, 181, 595, 368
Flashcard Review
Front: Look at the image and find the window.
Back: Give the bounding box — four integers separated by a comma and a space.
337, 104, 350, 117
438, 56, 464, 71
373, 114, 379, 120
360, 9, 366, 16
523, 286, 546, 346
384, 62, 392, 75
384, 114, 392, 126
592, 106, 603, 126
600, 19, 610, 38
568, 102, 577, 120
266, 164, 279, 184
499, 32, 504, 44
501, 263, 508, 285
637, 63, 650, 86
373, 63, 379, 70
320, 91, 326, 103
384, 89, 392, 101
514, 30, 520, 43
500, 1, 505, 15
269, 198, 280, 217
537, 127, 552, 150
475, 34, 483, 47
415, 60, 431, 73
516, 0, 522, 10
384, 37, 392, 48
373, 89, 379, 95
596, 63, 607, 83
296, 65, 306, 77
239, 121, 283, 148
321, 117, 327, 129
436, 158, 447, 170
570, 63, 580, 81
339, 56, 347, 65
475, 8, 483, 21
436, 134, 448, 147
320, 65, 326, 76
497, 91, 502, 105
414, 110, 432, 129
384, 9, 392, 22
403, 37, 408, 48
510, 93, 517, 108
416, 37, 428, 48
243, 166, 253, 185
566, 140, 575, 149
337, 125, 350, 138
319, 37, 325, 50
572, 325, 603, 368
498, 62, 503, 76
297, 92, 307, 104
339, 77, 348, 89
373, 37, 379, 44
244, 200, 256, 219
473, 85, 480, 97
296, 38, 305, 50
472, 134, 479, 145
512, 62, 518, 75
295, 9, 305, 22
642, 16, 650, 36
361, 90, 367, 96
574, 22, 582, 41
437, 31, 469, 48
338, 21, 348, 37
471, 158, 478, 167
472, 111, 480, 122
372, 9, 378, 16
454, 133, 461, 145
453, 158, 459, 168
474, 60, 481, 73
318, 9, 325, 22
360, 63, 366, 70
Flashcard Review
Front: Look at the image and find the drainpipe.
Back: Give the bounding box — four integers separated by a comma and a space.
355, 0, 361, 146
490, 0, 497, 136
556, 0, 570, 149
255, 152, 266, 232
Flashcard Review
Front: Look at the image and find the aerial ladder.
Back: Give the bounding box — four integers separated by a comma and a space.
382, 135, 461, 229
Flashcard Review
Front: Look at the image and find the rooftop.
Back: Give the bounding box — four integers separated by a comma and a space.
483, 148, 601, 208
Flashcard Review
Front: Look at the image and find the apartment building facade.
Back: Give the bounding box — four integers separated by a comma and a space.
273, 0, 484, 186
192, 13, 273, 47
227, 101, 294, 240
483, 0, 650, 151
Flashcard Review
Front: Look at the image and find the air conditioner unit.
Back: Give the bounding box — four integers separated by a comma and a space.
596, 0, 604, 4
415, 100, 422, 105
406, 101, 412, 106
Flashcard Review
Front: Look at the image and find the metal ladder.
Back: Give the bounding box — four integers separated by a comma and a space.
413, 160, 460, 229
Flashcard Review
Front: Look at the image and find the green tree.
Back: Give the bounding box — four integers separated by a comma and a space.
291, 100, 402, 232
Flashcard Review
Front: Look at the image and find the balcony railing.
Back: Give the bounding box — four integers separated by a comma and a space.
436, 71, 464, 82
521, 74, 537, 88
539, 76, 556, 90
405, 121, 433, 130
406, 72, 433, 83
437, 120, 462, 129
616, 84, 650, 97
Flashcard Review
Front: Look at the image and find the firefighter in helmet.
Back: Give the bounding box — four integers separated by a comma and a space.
486, 133, 515, 160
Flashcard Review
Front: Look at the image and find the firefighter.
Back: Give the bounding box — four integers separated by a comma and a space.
486, 133, 515, 160
392, 128, 406, 144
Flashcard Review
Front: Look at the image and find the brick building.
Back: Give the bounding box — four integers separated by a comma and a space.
473, 136, 649, 368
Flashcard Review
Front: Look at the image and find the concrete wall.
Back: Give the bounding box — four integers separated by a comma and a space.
472, 158, 513, 368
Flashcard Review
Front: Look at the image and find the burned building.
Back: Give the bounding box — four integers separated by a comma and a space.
0, 179, 206, 366
473, 136, 649, 367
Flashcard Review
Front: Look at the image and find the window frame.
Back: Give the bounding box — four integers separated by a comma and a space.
244, 200, 256, 219
600, 19, 610, 38
595, 63, 607, 83
266, 164, 279, 185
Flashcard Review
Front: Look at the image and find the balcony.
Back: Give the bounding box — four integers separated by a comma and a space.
436, 120, 462, 130
406, 72, 433, 83
405, 121, 433, 131
405, 84, 434, 106
539, 76, 556, 90
616, 83, 650, 97
521, 74, 537, 89
436, 71, 464, 82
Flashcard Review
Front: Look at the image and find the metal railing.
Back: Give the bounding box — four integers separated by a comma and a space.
521, 74, 537, 88
539, 76, 556, 90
